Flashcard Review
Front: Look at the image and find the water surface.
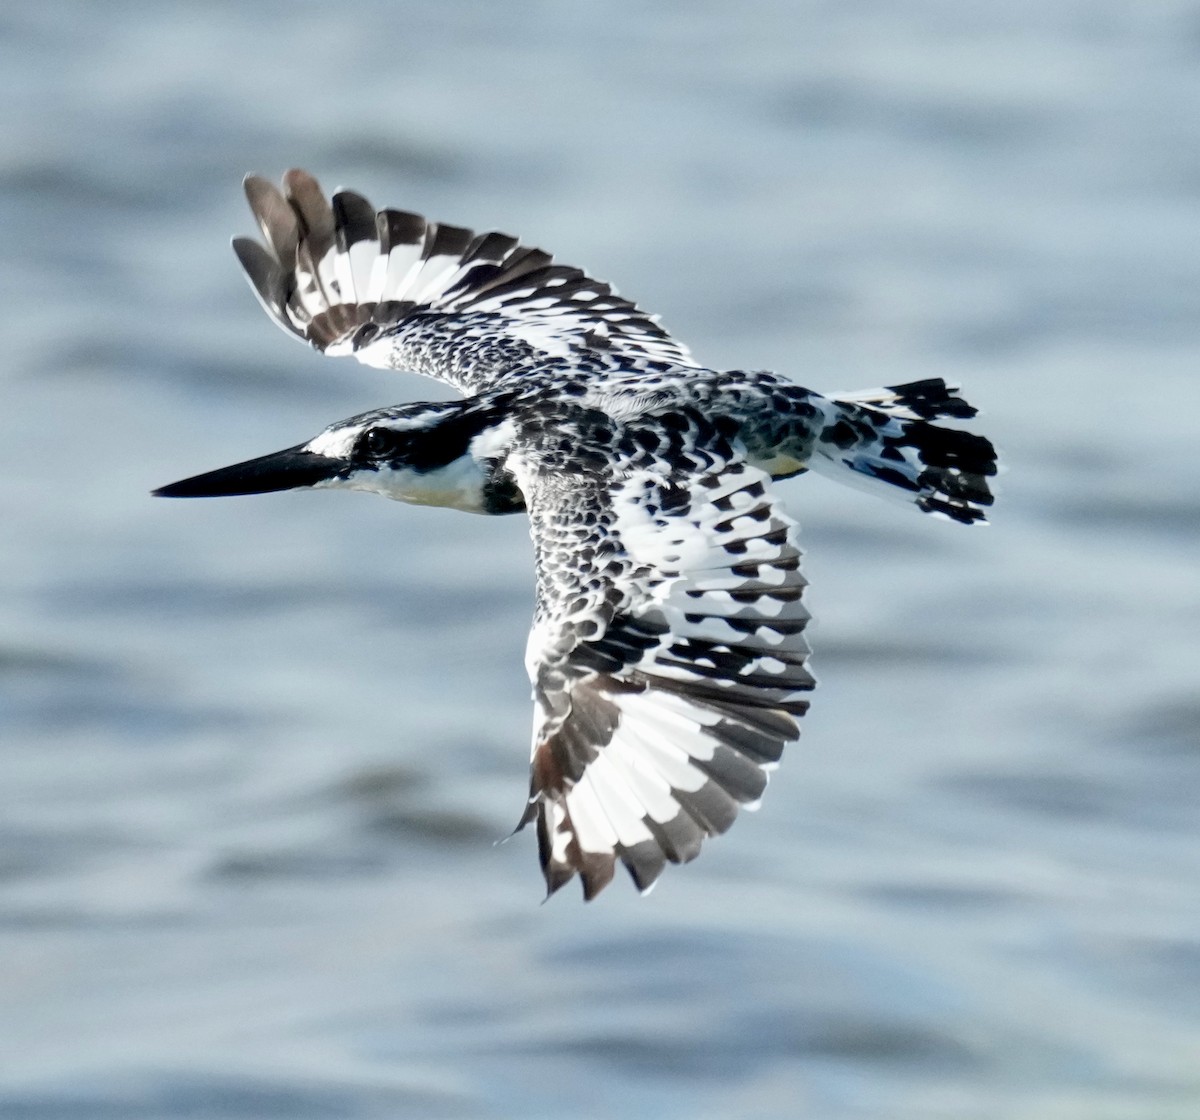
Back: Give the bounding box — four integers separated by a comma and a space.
2, 3, 1199, 1117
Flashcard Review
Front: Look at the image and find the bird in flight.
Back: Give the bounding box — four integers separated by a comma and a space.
156, 170, 997, 900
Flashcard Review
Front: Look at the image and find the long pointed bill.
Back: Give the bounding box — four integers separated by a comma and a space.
153, 445, 345, 498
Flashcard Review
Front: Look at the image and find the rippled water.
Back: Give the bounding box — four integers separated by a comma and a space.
3, 2, 1199, 1117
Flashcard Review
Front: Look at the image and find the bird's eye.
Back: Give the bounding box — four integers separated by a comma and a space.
361, 427, 396, 458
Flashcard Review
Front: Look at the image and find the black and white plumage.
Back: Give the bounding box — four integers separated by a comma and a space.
157, 170, 998, 900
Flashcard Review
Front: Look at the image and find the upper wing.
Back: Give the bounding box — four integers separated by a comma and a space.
515, 443, 815, 900
233, 169, 697, 396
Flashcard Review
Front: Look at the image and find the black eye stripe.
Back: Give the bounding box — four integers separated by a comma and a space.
360, 427, 399, 458
349, 398, 513, 472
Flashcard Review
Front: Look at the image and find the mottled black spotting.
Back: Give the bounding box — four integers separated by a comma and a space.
685, 448, 718, 473
821, 419, 861, 450
581, 328, 612, 350
690, 413, 715, 443
564, 595, 590, 617
659, 483, 690, 513
574, 447, 612, 472
632, 429, 660, 453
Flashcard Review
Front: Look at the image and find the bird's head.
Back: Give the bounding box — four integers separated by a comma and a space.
154, 400, 521, 513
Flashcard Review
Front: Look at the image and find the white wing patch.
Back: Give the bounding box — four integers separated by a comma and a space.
518, 455, 813, 900
233, 169, 697, 393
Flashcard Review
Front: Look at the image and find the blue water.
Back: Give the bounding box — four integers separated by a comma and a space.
3, 2, 1199, 1117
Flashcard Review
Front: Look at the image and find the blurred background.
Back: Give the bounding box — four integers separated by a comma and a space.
2, 2, 1199, 1117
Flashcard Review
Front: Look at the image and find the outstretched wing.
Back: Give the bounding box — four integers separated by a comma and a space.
515, 444, 814, 900
233, 169, 697, 396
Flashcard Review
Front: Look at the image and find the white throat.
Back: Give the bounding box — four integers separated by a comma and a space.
322, 452, 492, 512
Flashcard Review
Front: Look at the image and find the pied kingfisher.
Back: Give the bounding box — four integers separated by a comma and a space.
156, 170, 997, 901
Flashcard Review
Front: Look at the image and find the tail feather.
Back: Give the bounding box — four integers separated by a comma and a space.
828, 377, 978, 422
812, 389, 998, 525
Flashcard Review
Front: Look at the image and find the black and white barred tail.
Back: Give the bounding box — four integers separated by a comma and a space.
815, 380, 998, 524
